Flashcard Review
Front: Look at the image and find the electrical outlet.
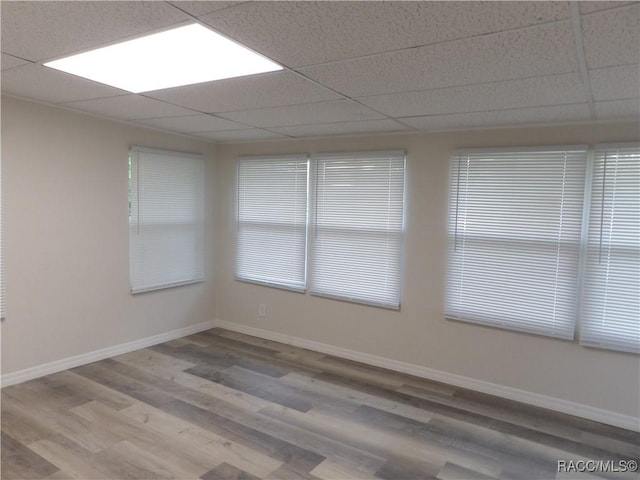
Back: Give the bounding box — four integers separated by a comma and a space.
258, 303, 267, 317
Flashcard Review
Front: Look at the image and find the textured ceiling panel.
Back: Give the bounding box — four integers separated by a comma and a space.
194, 128, 288, 142
358, 74, 586, 118
581, 4, 640, 69
168, 1, 246, 17
146, 71, 341, 113
589, 65, 640, 101
0, 2, 636, 141
300, 22, 578, 97
579, 1, 637, 15
133, 114, 245, 133
220, 100, 384, 128
1, 64, 126, 104
200, 1, 569, 67
594, 99, 640, 119
0, 1, 190, 62
400, 104, 591, 131
1, 53, 29, 70
60, 95, 198, 120
272, 119, 410, 138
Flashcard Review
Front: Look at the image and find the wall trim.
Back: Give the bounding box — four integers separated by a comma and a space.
1, 320, 217, 388
2, 317, 636, 431
213, 319, 640, 432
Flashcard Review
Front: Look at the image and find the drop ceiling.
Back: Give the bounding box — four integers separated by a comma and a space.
1, 1, 639, 143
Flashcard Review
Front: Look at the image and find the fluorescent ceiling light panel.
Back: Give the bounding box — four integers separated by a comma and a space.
44, 24, 282, 93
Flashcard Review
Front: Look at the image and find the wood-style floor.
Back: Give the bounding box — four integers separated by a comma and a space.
2, 328, 639, 480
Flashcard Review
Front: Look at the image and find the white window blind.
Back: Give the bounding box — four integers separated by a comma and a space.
310, 151, 406, 309
580, 144, 640, 353
236, 155, 308, 290
446, 147, 588, 339
129, 146, 205, 294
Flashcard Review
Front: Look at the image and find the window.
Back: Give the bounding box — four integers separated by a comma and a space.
310, 151, 406, 309
446, 147, 588, 339
129, 146, 205, 293
234, 150, 406, 309
236, 155, 308, 291
580, 144, 640, 353
446, 144, 640, 353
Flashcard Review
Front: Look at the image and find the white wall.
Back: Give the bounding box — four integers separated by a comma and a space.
214, 122, 640, 420
1, 96, 216, 375
2, 94, 638, 425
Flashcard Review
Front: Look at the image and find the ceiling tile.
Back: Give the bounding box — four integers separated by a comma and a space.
581, 4, 640, 69
299, 22, 578, 97
1, 1, 634, 137
594, 99, 640, 120
194, 129, 288, 142
272, 119, 411, 138
220, 100, 384, 128
579, 1, 637, 14
1, 52, 29, 70
168, 1, 246, 17
200, 1, 569, 67
0, 1, 190, 62
589, 65, 640, 101
358, 74, 586, 117
60, 95, 198, 120
400, 104, 591, 131
133, 114, 245, 133
1, 64, 126, 103
146, 71, 341, 113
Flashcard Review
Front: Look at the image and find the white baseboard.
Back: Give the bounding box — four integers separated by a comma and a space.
3, 317, 636, 431
1, 320, 217, 388
213, 319, 640, 432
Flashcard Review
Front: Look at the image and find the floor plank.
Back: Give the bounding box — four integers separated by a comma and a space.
120, 402, 284, 478
1, 432, 59, 480
200, 462, 262, 480
69, 400, 217, 477
2, 386, 122, 454
157, 398, 328, 471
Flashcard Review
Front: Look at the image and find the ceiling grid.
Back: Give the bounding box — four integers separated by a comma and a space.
1, 1, 637, 142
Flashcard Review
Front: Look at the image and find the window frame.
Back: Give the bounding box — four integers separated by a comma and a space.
233, 150, 407, 310
579, 142, 640, 354
445, 145, 589, 339
308, 150, 407, 310
234, 154, 310, 292
128, 145, 205, 294
445, 142, 640, 354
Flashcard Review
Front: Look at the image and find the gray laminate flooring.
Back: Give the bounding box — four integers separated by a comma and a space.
2, 328, 639, 480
